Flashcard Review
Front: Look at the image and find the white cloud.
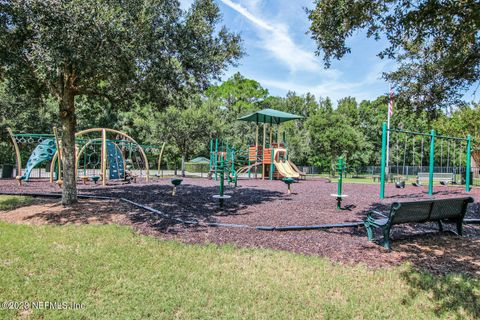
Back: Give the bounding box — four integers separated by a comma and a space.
219, 0, 322, 73
259, 61, 390, 103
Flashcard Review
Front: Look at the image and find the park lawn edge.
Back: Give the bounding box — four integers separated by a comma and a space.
0, 221, 478, 319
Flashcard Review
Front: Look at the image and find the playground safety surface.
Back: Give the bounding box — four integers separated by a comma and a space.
1, 178, 479, 276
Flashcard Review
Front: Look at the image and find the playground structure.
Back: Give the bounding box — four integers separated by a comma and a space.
380, 122, 472, 198
209, 109, 305, 182
8, 127, 165, 186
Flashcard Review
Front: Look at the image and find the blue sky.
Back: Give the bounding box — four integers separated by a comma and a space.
180, 0, 477, 104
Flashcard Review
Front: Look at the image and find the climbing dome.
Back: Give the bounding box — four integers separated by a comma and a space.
49, 128, 156, 185
8, 127, 164, 185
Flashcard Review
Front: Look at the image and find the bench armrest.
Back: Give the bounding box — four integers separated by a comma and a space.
366, 210, 388, 220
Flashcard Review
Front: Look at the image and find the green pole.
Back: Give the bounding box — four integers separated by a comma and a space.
283, 131, 286, 144
338, 158, 343, 195
336, 157, 344, 210
269, 147, 274, 180
380, 122, 387, 199
231, 147, 235, 185
220, 155, 224, 196
466, 135, 471, 192
429, 129, 435, 196
219, 155, 225, 207
214, 138, 218, 181
209, 139, 213, 173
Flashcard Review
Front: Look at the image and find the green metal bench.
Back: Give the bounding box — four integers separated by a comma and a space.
416, 172, 456, 185
364, 197, 474, 250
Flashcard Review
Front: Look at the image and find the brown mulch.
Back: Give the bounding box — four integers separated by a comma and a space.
0, 177, 479, 276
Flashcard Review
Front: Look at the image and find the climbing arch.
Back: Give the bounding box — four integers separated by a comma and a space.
50, 128, 150, 185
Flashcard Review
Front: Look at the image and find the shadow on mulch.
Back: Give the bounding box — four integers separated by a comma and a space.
80, 182, 283, 222
349, 200, 480, 277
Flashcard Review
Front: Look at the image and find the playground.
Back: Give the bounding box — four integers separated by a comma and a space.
1, 176, 479, 275
2, 109, 480, 276
2, 1, 480, 318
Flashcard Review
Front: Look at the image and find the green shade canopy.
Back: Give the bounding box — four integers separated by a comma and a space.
189, 157, 210, 163
237, 108, 303, 125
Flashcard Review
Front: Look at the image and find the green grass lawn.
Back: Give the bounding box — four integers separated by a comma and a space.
0, 221, 479, 319
0, 195, 34, 211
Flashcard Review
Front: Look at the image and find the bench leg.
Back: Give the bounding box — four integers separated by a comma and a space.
365, 224, 374, 241
456, 220, 463, 236
382, 227, 392, 250
437, 220, 444, 232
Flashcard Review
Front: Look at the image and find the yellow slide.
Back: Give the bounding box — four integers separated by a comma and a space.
288, 160, 306, 178
274, 160, 300, 178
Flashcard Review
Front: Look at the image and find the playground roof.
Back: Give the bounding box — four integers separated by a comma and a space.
189, 157, 210, 163
237, 108, 303, 124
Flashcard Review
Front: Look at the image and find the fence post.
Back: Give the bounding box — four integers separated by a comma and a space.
380, 122, 387, 199
466, 135, 471, 192
429, 130, 435, 196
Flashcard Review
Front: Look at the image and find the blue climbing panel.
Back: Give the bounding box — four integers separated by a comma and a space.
107, 141, 125, 179
22, 139, 57, 181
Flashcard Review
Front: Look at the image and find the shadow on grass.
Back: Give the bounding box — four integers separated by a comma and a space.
2, 199, 133, 226
401, 267, 480, 318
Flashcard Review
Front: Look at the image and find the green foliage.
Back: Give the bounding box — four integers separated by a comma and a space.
307, 0, 480, 111
153, 99, 220, 175
433, 103, 480, 140
307, 97, 370, 173
0, 0, 242, 202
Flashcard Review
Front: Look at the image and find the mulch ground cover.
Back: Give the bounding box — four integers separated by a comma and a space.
1, 177, 479, 275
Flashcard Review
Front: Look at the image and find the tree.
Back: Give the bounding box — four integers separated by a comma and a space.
307, 0, 480, 112
205, 72, 268, 116
155, 101, 219, 177
205, 73, 268, 147
266, 92, 318, 165
307, 98, 369, 174
0, 0, 242, 204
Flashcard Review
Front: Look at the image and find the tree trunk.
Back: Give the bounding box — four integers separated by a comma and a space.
181, 154, 186, 177
59, 88, 77, 205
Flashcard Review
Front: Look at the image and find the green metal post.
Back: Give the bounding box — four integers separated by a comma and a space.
380, 122, 387, 199
209, 139, 213, 173
269, 146, 274, 180
231, 147, 236, 186
338, 158, 343, 194
336, 157, 344, 210
214, 138, 218, 180
429, 129, 435, 196
466, 135, 471, 192
219, 155, 225, 207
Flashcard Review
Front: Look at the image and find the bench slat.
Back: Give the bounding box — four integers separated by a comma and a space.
364, 197, 474, 250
